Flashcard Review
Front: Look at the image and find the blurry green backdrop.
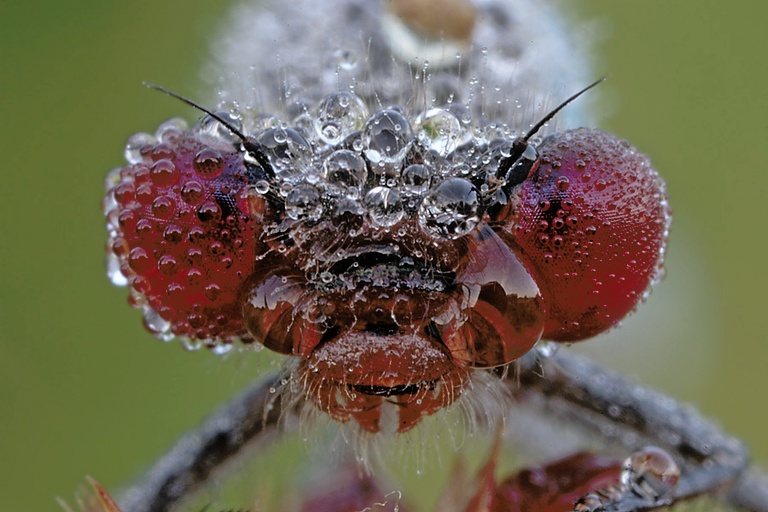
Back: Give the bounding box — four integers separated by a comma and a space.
1, 1, 766, 510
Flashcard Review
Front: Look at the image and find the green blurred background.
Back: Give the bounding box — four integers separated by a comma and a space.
1, 1, 766, 510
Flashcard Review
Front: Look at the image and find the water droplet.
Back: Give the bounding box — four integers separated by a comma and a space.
363, 109, 412, 173
158, 254, 178, 276
106, 252, 128, 286
180, 337, 203, 351
155, 117, 187, 143
534, 339, 559, 358
211, 343, 233, 355
323, 149, 367, 188
285, 183, 322, 221
150, 159, 180, 187
334, 48, 359, 71
112, 183, 135, 207
180, 180, 205, 205
150, 143, 174, 162
364, 186, 404, 227
197, 201, 222, 223
258, 127, 311, 179
401, 164, 431, 195
253, 180, 270, 195
556, 175, 570, 191
143, 306, 171, 339
419, 178, 479, 238
620, 446, 679, 501
128, 247, 152, 273
414, 108, 462, 155
204, 283, 222, 301
125, 132, 156, 164
199, 111, 242, 142
314, 92, 368, 145
151, 195, 174, 219
193, 148, 225, 179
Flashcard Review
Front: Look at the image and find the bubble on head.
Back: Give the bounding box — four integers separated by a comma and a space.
257, 127, 312, 181
401, 164, 431, 195
155, 117, 188, 143
285, 183, 323, 221
363, 109, 412, 175
199, 111, 243, 143
364, 186, 404, 228
419, 178, 479, 238
415, 108, 462, 156
323, 149, 367, 189
314, 92, 369, 146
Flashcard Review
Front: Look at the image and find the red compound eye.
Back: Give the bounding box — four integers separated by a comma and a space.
104, 125, 265, 346
507, 128, 670, 341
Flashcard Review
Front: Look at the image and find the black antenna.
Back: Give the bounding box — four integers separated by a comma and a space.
522, 76, 606, 141
144, 82, 274, 175
494, 77, 606, 191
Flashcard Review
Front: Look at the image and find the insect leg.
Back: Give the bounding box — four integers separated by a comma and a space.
512, 351, 766, 511
117, 374, 288, 512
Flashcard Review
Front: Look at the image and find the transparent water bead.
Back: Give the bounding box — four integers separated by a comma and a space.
257, 127, 311, 178
401, 164, 431, 195
363, 109, 412, 172
142, 306, 173, 342
333, 48, 358, 71
106, 251, 128, 287
323, 149, 367, 189
124, 132, 156, 164
199, 111, 243, 143
313, 92, 368, 146
620, 446, 679, 501
154, 117, 188, 142
285, 183, 323, 221
414, 108, 462, 155
419, 178, 480, 238
364, 186, 404, 228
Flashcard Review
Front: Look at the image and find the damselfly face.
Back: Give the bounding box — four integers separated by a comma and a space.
102, 0, 672, 434
103, 78, 669, 432
93, 2, 768, 511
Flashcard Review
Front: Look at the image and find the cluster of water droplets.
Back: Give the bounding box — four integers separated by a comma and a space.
205, 91, 522, 240
572, 446, 679, 511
